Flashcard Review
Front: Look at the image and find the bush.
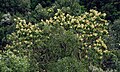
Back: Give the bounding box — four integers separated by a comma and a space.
37, 22, 80, 71
0, 50, 30, 72
48, 57, 88, 72
5, 9, 118, 71
5, 18, 42, 71
5, 17, 80, 71
5, 18, 42, 54
40, 9, 117, 69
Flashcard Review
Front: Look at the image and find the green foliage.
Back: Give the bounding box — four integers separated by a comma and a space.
31, 4, 55, 21
79, 0, 120, 21
4, 9, 119, 71
40, 9, 117, 69
55, 0, 85, 16
48, 57, 88, 72
29, 0, 85, 22
35, 26, 80, 71
41, 9, 107, 59
5, 18, 41, 71
0, 13, 15, 51
0, 0, 86, 24
110, 18, 120, 49
5, 17, 80, 71
30, 0, 55, 9
0, 50, 30, 72
89, 64, 117, 72
111, 50, 120, 71
0, 0, 119, 72
0, 0, 31, 13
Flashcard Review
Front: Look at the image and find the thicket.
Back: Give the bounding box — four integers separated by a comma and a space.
0, 0, 120, 72
0, 9, 118, 71
0, 0, 85, 48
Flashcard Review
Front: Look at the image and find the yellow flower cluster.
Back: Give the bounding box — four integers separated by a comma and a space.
6, 18, 42, 53
40, 9, 110, 60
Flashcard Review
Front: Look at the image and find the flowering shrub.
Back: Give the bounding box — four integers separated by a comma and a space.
6, 18, 43, 54
5, 17, 80, 71
4, 9, 118, 71
4, 18, 43, 71
40, 9, 117, 68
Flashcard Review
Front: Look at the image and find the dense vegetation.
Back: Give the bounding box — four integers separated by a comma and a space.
0, 0, 120, 72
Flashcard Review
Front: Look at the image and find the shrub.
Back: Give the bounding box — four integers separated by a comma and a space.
5, 18, 42, 54
40, 9, 117, 69
36, 22, 80, 71
5, 18, 42, 71
0, 50, 30, 72
5, 17, 80, 71
47, 57, 88, 72
5, 9, 118, 71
